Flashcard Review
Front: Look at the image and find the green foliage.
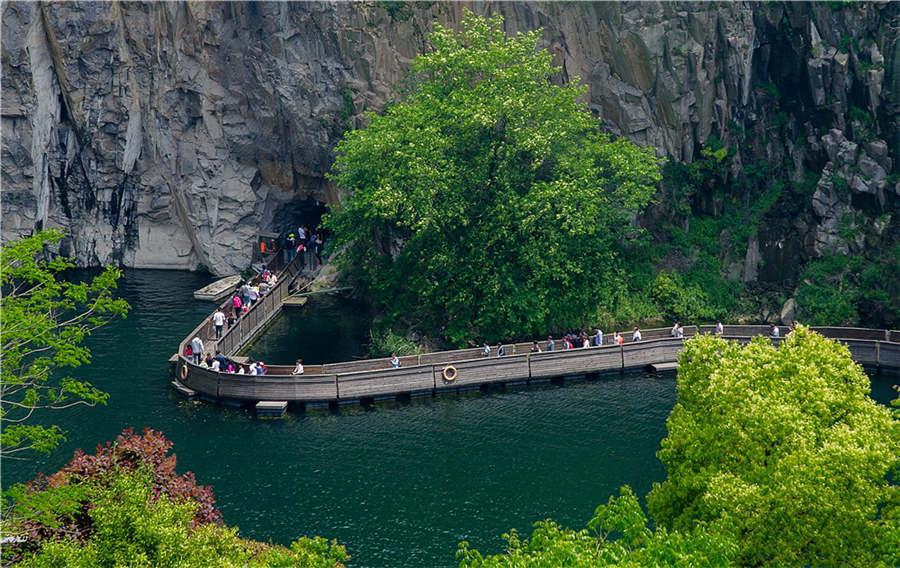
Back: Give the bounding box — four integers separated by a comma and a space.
838, 33, 855, 53
759, 81, 780, 99
368, 328, 422, 357
649, 271, 714, 323
4, 429, 348, 567
339, 87, 355, 130
648, 328, 898, 566
11, 472, 347, 568
377, 1, 413, 22
1, 230, 129, 458
326, 11, 660, 344
796, 249, 900, 327
457, 486, 737, 567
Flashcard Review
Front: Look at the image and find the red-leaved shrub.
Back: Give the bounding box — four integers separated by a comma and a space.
6, 428, 221, 561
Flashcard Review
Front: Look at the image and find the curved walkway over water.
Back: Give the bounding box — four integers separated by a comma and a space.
174, 257, 899, 407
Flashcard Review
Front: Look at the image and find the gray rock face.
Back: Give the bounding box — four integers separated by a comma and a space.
2, 1, 897, 274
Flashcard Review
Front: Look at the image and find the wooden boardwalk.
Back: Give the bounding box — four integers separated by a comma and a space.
175, 250, 899, 408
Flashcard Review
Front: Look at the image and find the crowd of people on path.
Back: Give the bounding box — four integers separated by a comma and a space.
183, 222, 325, 376
471, 319, 737, 360
184, 336, 271, 376
284, 225, 325, 269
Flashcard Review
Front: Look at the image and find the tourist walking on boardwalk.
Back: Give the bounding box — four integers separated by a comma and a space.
292, 359, 305, 375
614, 332, 623, 346
530, 341, 541, 353
582, 333, 590, 348
390, 352, 401, 368
240, 282, 251, 307
498, 344, 507, 357
594, 327, 603, 347
285, 233, 296, 263
770, 323, 780, 338
213, 308, 226, 339
632, 326, 642, 342
248, 284, 260, 306
715, 320, 724, 335
190, 336, 204, 365
313, 233, 324, 267
671, 322, 684, 339
546, 335, 555, 352
231, 293, 243, 319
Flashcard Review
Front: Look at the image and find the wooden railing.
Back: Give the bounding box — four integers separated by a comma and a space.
177, 253, 305, 360
175, 323, 900, 405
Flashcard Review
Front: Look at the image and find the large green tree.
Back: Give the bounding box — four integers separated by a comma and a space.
1, 229, 129, 458
457, 328, 897, 566
326, 12, 661, 344
648, 327, 898, 566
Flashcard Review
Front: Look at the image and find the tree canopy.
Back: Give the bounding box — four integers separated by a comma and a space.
648, 327, 897, 566
1, 229, 129, 458
458, 328, 898, 566
326, 11, 661, 344
458, 486, 737, 567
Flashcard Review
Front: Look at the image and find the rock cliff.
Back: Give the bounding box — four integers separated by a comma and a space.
2, 1, 897, 275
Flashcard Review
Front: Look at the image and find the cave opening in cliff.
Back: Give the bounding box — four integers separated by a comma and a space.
274, 196, 328, 236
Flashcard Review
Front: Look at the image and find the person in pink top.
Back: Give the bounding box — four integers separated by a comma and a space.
231, 294, 243, 319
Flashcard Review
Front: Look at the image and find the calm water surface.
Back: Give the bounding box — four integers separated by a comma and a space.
5, 270, 896, 567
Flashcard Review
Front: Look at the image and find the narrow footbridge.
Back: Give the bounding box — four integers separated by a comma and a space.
175, 257, 899, 408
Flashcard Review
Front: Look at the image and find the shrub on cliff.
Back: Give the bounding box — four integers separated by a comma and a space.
3, 428, 348, 567
326, 11, 661, 345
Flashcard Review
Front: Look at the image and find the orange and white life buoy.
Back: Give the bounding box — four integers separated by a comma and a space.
442, 365, 458, 383
180, 363, 189, 380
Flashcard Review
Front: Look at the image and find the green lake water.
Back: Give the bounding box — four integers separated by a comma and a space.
5, 270, 897, 567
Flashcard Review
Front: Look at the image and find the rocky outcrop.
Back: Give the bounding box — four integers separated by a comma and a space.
2, 2, 897, 274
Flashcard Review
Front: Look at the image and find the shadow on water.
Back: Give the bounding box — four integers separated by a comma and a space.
245, 295, 372, 364
4, 269, 897, 568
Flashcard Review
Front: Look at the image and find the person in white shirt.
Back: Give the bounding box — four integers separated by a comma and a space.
210, 359, 221, 372
672, 323, 684, 339
715, 321, 724, 335
190, 336, 204, 364
292, 359, 305, 375
770, 324, 780, 338
248, 362, 259, 375
237, 366, 246, 375
482, 343, 491, 357
632, 327, 642, 342
594, 328, 603, 346
212, 309, 226, 339
390, 353, 401, 368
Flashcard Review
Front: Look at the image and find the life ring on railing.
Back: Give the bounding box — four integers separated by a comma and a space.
442, 365, 458, 383
180, 364, 189, 380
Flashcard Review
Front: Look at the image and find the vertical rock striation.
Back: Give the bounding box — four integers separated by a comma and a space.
2, 1, 896, 275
